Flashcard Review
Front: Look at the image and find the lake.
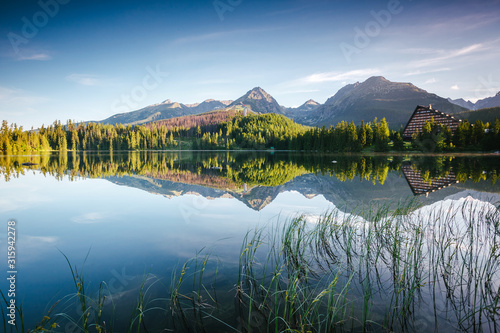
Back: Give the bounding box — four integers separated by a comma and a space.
1, 151, 499, 332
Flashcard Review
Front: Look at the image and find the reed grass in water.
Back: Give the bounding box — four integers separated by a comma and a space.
2, 198, 499, 332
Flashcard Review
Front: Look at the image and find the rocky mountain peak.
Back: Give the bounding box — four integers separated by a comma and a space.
366, 76, 388, 83
246, 87, 274, 102
229, 87, 283, 114
304, 99, 319, 106
307, 76, 466, 128
168, 102, 182, 108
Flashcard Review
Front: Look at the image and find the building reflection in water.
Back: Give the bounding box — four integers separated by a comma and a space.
402, 162, 459, 196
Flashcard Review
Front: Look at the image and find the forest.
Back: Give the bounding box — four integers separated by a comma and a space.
1, 112, 499, 154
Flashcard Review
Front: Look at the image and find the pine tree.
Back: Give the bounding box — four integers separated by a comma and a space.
375, 118, 390, 152
393, 132, 405, 151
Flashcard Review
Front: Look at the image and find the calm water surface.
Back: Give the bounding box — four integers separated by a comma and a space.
0, 151, 499, 332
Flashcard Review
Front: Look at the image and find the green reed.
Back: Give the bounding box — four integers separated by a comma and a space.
2, 198, 499, 332
228, 198, 499, 332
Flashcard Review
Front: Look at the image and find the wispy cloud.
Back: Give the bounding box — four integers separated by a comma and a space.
425, 78, 437, 84
404, 68, 451, 76
18, 52, 52, 61
66, 74, 102, 86
274, 89, 320, 95
451, 84, 460, 91
172, 27, 282, 44
423, 12, 500, 34
0, 90, 48, 104
0, 183, 52, 212
261, 4, 311, 18
71, 212, 109, 224
0, 87, 17, 101
399, 48, 442, 55
4, 47, 53, 61
195, 78, 235, 85
288, 69, 381, 86
24, 235, 58, 244
408, 43, 485, 69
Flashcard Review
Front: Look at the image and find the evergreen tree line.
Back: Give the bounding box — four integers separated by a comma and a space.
411, 118, 500, 152
0, 120, 178, 153
194, 113, 307, 150
289, 118, 392, 152
1, 114, 499, 153
194, 114, 392, 151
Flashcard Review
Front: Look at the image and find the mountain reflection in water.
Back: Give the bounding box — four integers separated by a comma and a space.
1, 151, 499, 212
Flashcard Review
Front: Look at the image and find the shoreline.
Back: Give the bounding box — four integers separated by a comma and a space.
1, 149, 500, 157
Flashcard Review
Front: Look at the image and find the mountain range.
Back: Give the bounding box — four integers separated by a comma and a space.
98, 99, 233, 126
299, 76, 467, 127
448, 91, 500, 110
107, 166, 500, 215
96, 76, 500, 128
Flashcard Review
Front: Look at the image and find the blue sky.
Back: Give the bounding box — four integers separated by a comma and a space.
1, 0, 499, 128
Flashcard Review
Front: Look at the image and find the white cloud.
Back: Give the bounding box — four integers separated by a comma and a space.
288, 68, 381, 86
405, 68, 451, 76
2, 46, 53, 61
451, 84, 460, 90
172, 27, 282, 44
0, 87, 48, 104
274, 89, 320, 95
18, 52, 52, 61
0, 86, 17, 101
3, 47, 53, 61
303, 69, 381, 83
424, 78, 437, 84
409, 43, 485, 69
195, 79, 235, 85
399, 48, 441, 55
71, 212, 108, 224
0, 183, 53, 212
24, 235, 58, 243
66, 74, 101, 86
0, 86, 49, 118
422, 12, 500, 35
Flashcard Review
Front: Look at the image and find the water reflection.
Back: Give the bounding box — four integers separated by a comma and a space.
1, 152, 499, 211
1, 152, 499, 331
402, 161, 459, 196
